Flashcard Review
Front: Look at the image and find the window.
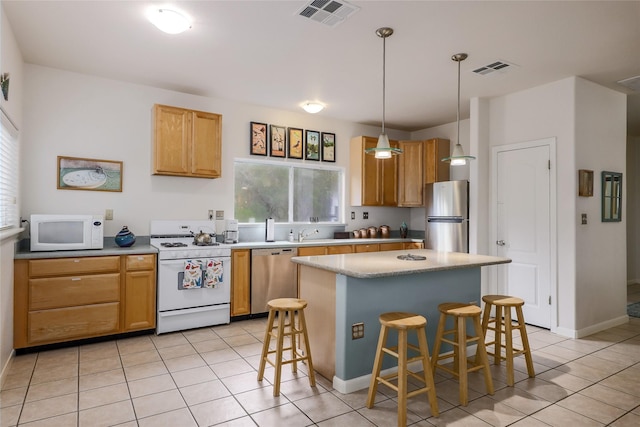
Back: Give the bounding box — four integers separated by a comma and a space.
234, 159, 343, 223
0, 109, 19, 230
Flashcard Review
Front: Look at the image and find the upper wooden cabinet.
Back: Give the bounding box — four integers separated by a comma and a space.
153, 104, 222, 178
350, 136, 398, 206
398, 138, 450, 207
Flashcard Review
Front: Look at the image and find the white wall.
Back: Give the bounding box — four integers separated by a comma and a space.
22, 64, 412, 238
0, 4, 24, 383
480, 76, 627, 335
574, 78, 627, 329
628, 136, 640, 284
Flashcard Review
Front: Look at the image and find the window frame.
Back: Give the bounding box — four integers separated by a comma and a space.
234, 158, 345, 224
0, 107, 19, 231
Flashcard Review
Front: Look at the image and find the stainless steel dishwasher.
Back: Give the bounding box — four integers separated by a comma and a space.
251, 247, 298, 314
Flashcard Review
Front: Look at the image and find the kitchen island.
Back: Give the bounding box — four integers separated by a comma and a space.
292, 249, 511, 393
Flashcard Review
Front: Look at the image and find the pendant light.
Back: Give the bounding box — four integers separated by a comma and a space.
365, 27, 402, 159
442, 53, 475, 165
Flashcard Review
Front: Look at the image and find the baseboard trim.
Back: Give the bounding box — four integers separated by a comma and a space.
0, 350, 16, 389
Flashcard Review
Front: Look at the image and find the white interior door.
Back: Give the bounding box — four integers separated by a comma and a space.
495, 142, 552, 328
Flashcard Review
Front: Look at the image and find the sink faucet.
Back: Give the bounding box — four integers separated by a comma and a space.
298, 228, 319, 242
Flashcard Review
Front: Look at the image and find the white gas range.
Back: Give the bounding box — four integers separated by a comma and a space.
150, 220, 232, 334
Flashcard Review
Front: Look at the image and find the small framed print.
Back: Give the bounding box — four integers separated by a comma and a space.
250, 122, 268, 156
288, 127, 303, 159
578, 169, 594, 197
270, 125, 286, 157
321, 132, 335, 162
305, 130, 320, 161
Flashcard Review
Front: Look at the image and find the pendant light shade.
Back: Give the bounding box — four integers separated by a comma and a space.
442, 53, 475, 165
365, 27, 402, 159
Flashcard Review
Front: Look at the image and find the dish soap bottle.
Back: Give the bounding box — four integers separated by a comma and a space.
288, 229, 294, 242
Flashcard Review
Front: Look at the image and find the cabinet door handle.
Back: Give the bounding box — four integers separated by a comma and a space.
496, 240, 506, 246
71, 278, 81, 281
73, 259, 81, 263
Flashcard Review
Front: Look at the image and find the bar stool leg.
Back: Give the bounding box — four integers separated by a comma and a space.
504, 306, 514, 386
288, 309, 298, 374
298, 308, 316, 386
257, 308, 276, 381
366, 324, 388, 408
516, 305, 535, 378
273, 310, 286, 396
494, 305, 503, 365
417, 327, 439, 417
397, 329, 408, 427
430, 313, 446, 373
472, 314, 494, 395
457, 317, 468, 406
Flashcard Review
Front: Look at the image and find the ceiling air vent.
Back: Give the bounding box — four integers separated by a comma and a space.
296, 0, 360, 27
473, 60, 518, 76
617, 75, 640, 91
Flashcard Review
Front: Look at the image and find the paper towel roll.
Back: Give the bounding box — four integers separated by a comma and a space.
265, 217, 275, 242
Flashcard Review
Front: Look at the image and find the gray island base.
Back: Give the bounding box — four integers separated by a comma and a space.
292, 249, 511, 394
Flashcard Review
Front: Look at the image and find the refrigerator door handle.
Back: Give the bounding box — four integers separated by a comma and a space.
427, 217, 464, 223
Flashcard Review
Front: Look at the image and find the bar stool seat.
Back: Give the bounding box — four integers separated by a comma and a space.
366, 312, 439, 427
257, 298, 316, 396
431, 302, 493, 406
481, 295, 535, 386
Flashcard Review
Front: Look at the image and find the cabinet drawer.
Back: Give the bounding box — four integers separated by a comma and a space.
404, 242, 424, 249
379, 242, 404, 251
29, 256, 120, 277
28, 302, 120, 344
125, 254, 156, 271
298, 246, 327, 256
327, 245, 353, 255
29, 273, 120, 310
355, 244, 380, 253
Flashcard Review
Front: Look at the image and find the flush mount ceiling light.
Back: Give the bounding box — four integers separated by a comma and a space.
442, 53, 475, 166
301, 102, 324, 114
365, 27, 402, 159
147, 8, 191, 34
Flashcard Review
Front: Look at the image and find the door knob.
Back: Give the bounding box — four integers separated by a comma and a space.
496, 240, 506, 246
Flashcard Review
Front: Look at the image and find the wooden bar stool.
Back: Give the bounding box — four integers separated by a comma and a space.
481, 295, 535, 386
257, 298, 316, 396
366, 312, 439, 426
431, 302, 493, 406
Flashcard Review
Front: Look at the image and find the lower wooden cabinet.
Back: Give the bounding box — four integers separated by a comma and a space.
231, 249, 251, 316
14, 253, 157, 349
123, 254, 156, 331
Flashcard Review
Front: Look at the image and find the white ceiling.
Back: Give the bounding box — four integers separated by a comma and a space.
4, 1, 640, 135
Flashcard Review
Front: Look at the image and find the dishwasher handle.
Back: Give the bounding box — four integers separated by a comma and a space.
252, 247, 298, 257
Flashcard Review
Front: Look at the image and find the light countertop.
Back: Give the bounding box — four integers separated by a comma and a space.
292, 249, 511, 279
227, 237, 421, 250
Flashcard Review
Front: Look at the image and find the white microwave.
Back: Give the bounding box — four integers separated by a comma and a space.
30, 214, 104, 252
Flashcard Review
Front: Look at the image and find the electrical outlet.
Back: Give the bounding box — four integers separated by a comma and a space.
363, 212, 369, 219
216, 210, 224, 220
105, 209, 113, 220
581, 213, 587, 224
208, 210, 214, 220
351, 212, 355, 220
352, 322, 364, 339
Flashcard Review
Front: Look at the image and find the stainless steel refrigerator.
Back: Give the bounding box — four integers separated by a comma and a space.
425, 180, 469, 253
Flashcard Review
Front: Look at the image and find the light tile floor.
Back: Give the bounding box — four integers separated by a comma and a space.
1, 292, 639, 427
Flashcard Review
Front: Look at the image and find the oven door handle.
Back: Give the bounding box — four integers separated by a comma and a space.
160, 305, 227, 316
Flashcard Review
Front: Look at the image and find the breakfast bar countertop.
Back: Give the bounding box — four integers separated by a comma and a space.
291, 249, 511, 279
